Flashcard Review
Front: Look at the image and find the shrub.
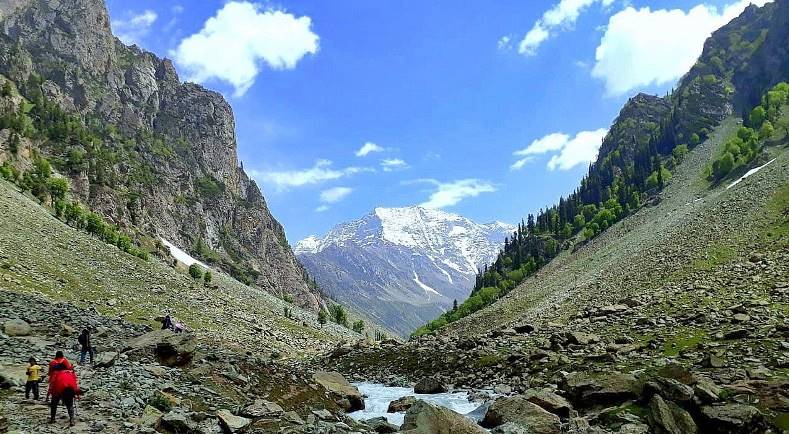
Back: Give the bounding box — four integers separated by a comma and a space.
329, 304, 348, 327
203, 271, 212, 284
352, 320, 364, 334
188, 263, 204, 280
47, 177, 69, 202
317, 309, 327, 327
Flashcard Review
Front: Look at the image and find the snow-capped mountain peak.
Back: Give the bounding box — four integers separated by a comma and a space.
294, 206, 515, 335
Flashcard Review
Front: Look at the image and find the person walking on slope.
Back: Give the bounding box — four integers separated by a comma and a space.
78, 329, 93, 364
47, 351, 79, 427
25, 357, 41, 400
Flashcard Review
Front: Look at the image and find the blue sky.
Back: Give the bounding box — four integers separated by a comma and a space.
106, 0, 766, 243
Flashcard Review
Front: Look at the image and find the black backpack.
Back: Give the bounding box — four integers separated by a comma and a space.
78, 334, 87, 347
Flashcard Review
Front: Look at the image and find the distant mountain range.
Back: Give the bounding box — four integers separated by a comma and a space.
295, 207, 514, 335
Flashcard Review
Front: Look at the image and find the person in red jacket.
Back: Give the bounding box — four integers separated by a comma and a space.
47, 351, 78, 426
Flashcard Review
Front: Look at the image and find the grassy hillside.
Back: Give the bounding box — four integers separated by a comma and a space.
0, 177, 366, 358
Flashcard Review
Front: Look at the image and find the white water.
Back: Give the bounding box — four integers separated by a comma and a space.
348, 383, 484, 427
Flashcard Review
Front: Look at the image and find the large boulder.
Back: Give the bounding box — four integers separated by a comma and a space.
137, 405, 163, 429
481, 396, 561, 434
562, 372, 641, 407
414, 377, 447, 394
312, 371, 364, 412
240, 399, 283, 419
363, 416, 399, 433
648, 395, 697, 434
401, 400, 486, 434
0, 364, 27, 388
699, 404, 767, 433
388, 395, 417, 413
216, 409, 250, 433
124, 330, 196, 367
523, 388, 572, 419
4, 319, 31, 336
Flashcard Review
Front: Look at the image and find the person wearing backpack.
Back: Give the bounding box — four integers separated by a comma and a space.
47, 351, 79, 426
78, 329, 93, 364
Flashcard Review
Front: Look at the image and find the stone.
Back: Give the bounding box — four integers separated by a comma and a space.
702, 353, 725, 368
648, 395, 697, 434
0, 364, 27, 387
215, 409, 250, 433
401, 400, 486, 434
138, 405, 163, 428
387, 395, 417, 413
565, 331, 600, 345
312, 371, 365, 412
363, 416, 399, 433
481, 396, 561, 434
562, 372, 641, 407
312, 409, 334, 420
124, 330, 196, 367
693, 378, 722, 403
732, 313, 750, 323
241, 399, 283, 419
60, 322, 76, 336
491, 422, 530, 433
4, 319, 31, 336
643, 377, 694, 404
283, 411, 304, 425
723, 329, 748, 340
160, 411, 198, 433
523, 388, 572, 419
512, 323, 535, 334
494, 384, 512, 395
94, 351, 119, 368
699, 404, 767, 433
414, 377, 447, 394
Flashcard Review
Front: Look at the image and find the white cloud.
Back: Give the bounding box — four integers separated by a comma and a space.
518, 0, 613, 55
497, 35, 513, 50
319, 186, 353, 203
418, 179, 497, 209
254, 160, 370, 191
111, 10, 158, 45
592, 0, 772, 95
173, 1, 319, 96
381, 158, 409, 172
315, 205, 330, 212
355, 142, 384, 157
511, 129, 607, 171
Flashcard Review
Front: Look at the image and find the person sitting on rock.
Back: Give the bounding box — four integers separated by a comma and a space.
78, 329, 94, 364
47, 351, 79, 427
25, 356, 41, 400
161, 315, 173, 331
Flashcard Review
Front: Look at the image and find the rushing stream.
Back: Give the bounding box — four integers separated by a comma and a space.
348, 382, 486, 427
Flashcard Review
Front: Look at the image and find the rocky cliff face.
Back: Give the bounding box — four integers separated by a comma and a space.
0, 0, 320, 309
296, 207, 514, 336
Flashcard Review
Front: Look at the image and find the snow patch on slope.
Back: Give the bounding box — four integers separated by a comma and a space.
160, 238, 208, 268
413, 271, 440, 296
726, 158, 776, 190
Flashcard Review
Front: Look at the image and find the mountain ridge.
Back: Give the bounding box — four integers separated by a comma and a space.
296, 206, 514, 335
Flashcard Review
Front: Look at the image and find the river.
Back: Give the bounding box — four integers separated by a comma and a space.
348, 382, 487, 427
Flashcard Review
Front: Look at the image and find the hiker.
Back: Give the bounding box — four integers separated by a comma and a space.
161, 315, 173, 331
25, 357, 41, 400
78, 329, 93, 364
47, 351, 79, 426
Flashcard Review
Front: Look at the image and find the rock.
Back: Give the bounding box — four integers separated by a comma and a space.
491, 422, 530, 433
731, 313, 750, 323
523, 388, 572, 419
387, 395, 417, 413
643, 377, 694, 404
363, 416, 399, 433
312, 371, 365, 412
60, 322, 76, 336
598, 304, 629, 316
693, 378, 722, 403
565, 331, 600, 345
699, 404, 767, 433
215, 409, 250, 433
648, 395, 697, 434
311, 409, 334, 421
563, 372, 641, 407
240, 399, 283, 419
512, 323, 535, 334
138, 405, 163, 428
702, 353, 726, 368
481, 396, 561, 434
124, 330, 196, 367
401, 400, 486, 434
414, 377, 448, 394
494, 384, 512, 395
0, 364, 27, 388
283, 411, 304, 425
723, 329, 748, 340
94, 351, 119, 368
4, 319, 30, 336
160, 411, 198, 433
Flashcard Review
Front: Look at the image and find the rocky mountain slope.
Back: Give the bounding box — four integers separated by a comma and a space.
295, 207, 513, 335
0, 0, 321, 310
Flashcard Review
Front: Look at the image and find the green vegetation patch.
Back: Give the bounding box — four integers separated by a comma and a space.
691, 243, 736, 271
663, 329, 706, 357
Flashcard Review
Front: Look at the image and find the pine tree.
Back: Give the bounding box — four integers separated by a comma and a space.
317, 309, 327, 327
